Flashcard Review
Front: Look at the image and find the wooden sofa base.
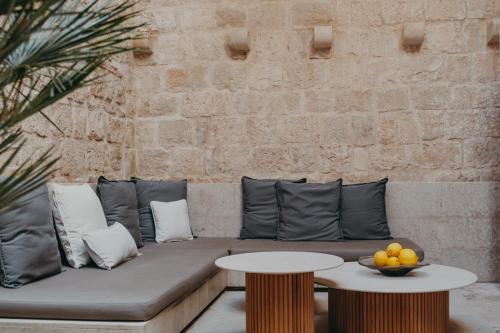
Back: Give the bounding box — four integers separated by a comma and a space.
0, 270, 227, 333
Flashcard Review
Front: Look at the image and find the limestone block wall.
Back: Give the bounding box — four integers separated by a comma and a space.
19, 58, 136, 182
132, 0, 499, 183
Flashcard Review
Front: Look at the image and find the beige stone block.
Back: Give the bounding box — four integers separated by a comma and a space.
248, 2, 287, 29
483, 108, 500, 137
411, 85, 451, 110
167, 148, 204, 177
251, 146, 289, 174
290, 1, 333, 27
86, 111, 107, 141
284, 62, 327, 89
215, 5, 246, 27
106, 117, 125, 144
252, 31, 294, 62
247, 117, 278, 144
350, 1, 384, 27
417, 110, 444, 140
205, 117, 248, 145
230, 91, 266, 115
318, 145, 352, 174
158, 119, 194, 146
351, 115, 375, 146
210, 62, 247, 91
415, 142, 462, 169
352, 147, 370, 171
248, 64, 283, 91
304, 90, 335, 113
265, 91, 303, 115
135, 121, 157, 148
277, 116, 320, 144
206, 145, 251, 176
424, 22, 465, 53
320, 116, 353, 145
444, 54, 473, 84
466, 0, 498, 18
463, 138, 498, 167
444, 109, 482, 139
453, 84, 496, 108
285, 144, 318, 173
382, 0, 424, 24
328, 58, 355, 89
177, 6, 216, 31
398, 112, 421, 144
464, 20, 487, 52
181, 92, 229, 118
377, 113, 398, 145
152, 34, 186, 64
165, 65, 207, 92
72, 108, 87, 140
185, 32, 226, 62
149, 7, 177, 31
375, 88, 410, 112
335, 89, 373, 112
136, 149, 167, 178
370, 144, 407, 170
473, 52, 500, 83
399, 54, 446, 84
425, 0, 466, 20
138, 94, 179, 118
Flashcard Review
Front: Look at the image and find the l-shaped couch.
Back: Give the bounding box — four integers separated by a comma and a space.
0, 183, 425, 333
0, 236, 423, 333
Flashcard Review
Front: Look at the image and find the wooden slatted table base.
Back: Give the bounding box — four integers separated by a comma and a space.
329, 289, 449, 333
245, 272, 314, 333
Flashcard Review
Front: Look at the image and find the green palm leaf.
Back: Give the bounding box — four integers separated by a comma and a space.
0, 0, 143, 212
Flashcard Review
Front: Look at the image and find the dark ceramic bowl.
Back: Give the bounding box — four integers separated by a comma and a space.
358, 256, 429, 277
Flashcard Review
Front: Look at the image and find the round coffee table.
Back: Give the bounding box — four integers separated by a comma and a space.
315, 262, 477, 333
215, 251, 343, 333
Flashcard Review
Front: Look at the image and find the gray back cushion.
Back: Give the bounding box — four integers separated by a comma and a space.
96, 177, 143, 247
276, 180, 343, 241
132, 178, 187, 242
240, 177, 306, 239
0, 183, 61, 288
340, 178, 391, 240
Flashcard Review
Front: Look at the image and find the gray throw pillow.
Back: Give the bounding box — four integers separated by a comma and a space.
0, 183, 61, 288
132, 178, 187, 242
341, 178, 391, 240
276, 180, 343, 241
240, 176, 306, 239
97, 176, 143, 248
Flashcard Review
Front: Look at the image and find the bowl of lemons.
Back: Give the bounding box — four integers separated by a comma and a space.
358, 242, 429, 276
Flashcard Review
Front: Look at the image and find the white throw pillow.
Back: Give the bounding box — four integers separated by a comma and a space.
151, 199, 193, 242
83, 223, 139, 270
51, 183, 108, 268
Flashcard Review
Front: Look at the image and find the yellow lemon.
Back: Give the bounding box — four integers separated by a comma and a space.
399, 248, 419, 266
373, 250, 388, 267
386, 242, 403, 257
386, 256, 400, 266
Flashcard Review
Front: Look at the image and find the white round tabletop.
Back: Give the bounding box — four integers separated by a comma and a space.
315, 262, 477, 293
215, 251, 344, 274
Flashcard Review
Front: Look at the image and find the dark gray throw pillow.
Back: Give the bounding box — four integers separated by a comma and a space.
97, 176, 143, 248
0, 183, 61, 288
341, 178, 391, 240
240, 176, 306, 239
276, 180, 343, 241
132, 178, 187, 242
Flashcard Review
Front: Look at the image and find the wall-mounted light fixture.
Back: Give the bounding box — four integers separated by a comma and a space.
313, 26, 333, 50
132, 32, 153, 58
228, 28, 249, 52
402, 22, 425, 51
487, 19, 500, 45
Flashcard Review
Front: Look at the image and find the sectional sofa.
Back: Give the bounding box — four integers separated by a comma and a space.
0, 182, 425, 333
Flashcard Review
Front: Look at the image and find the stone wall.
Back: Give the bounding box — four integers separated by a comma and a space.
131, 0, 500, 183
19, 57, 136, 183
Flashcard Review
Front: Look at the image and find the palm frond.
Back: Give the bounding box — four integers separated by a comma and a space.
0, 0, 142, 213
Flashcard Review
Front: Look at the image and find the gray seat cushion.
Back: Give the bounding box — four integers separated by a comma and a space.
230, 238, 424, 262
0, 238, 235, 321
